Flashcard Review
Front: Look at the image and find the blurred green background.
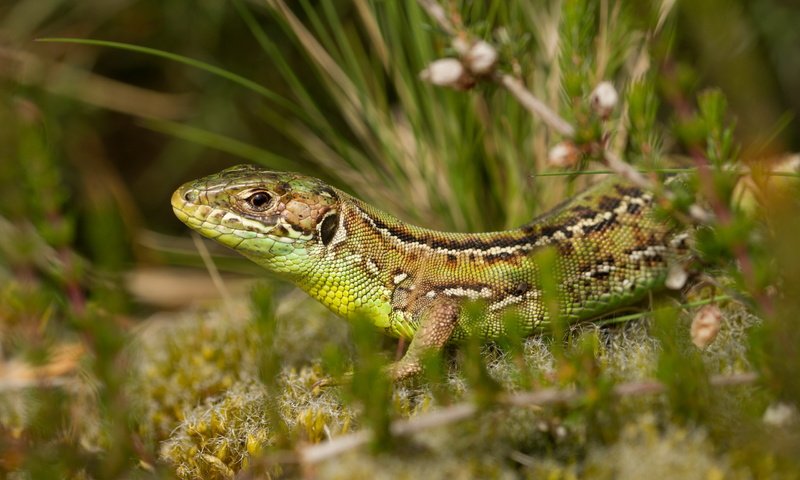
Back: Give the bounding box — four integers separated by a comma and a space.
1, 0, 799, 478
1, 0, 797, 255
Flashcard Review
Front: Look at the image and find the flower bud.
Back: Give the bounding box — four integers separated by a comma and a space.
763, 402, 797, 427
665, 264, 688, 290
452, 37, 471, 56
590, 81, 619, 118
420, 58, 472, 89
688, 204, 713, 223
547, 141, 580, 168
465, 40, 498, 75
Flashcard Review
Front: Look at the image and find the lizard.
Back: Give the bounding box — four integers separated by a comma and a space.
171, 164, 691, 380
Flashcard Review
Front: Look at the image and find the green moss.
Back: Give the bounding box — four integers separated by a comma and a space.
130, 304, 263, 441
2, 0, 798, 477
155, 366, 363, 478
315, 451, 518, 480
581, 415, 747, 480
159, 381, 270, 480
525, 415, 748, 479
129, 283, 771, 479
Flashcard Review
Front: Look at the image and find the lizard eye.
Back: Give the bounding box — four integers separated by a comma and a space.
246, 192, 274, 211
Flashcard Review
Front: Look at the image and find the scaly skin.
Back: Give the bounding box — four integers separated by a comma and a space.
172, 164, 690, 379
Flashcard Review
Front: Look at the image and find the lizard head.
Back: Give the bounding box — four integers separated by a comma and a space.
172, 164, 343, 267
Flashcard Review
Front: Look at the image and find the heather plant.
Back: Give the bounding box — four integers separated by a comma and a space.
0, 0, 798, 478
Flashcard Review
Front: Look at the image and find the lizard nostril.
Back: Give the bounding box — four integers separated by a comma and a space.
183, 190, 198, 203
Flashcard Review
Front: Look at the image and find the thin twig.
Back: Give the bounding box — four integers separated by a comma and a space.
297, 372, 758, 464
499, 74, 576, 137
0, 343, 85, 392
417, 0, 664, 190
298, 430, 373, 464
417, 0, 457, 34
602, 150, 655, 190
191, 233, 234, 313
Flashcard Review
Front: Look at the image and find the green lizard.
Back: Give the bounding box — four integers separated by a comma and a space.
172, 164, 690, 380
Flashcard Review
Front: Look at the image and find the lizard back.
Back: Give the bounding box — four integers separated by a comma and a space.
172, 165, 690, 341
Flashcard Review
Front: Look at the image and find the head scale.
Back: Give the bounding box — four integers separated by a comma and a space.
171, 165, 342, 266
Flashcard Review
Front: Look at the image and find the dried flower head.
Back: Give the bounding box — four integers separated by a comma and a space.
691, 305, 722, 349
465, 40, 498, 75
590, 81, 619, 118
419, 58, 474, 90
547, 141, 580, 168
665, 264, 689, 290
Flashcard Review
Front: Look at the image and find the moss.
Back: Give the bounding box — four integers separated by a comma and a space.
315, 451, 519, 480
580, 415, 748, 480
699, 303, 760, 374
270, 290, 352, 368
131, 287, 769, 479
131, 296, 358, 477
159, 381, 270, 480
276, 365, 356, 443
130, 303, 263, 441
156, 366, 363, 478
522, 415, 747, 479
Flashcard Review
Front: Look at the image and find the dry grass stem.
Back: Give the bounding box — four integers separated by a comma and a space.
298, 372, 758, 465
0, 45, 191, 119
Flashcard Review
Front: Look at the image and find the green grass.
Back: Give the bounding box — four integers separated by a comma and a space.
1, 0, 799, 478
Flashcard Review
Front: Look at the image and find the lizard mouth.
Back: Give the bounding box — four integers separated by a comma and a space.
171, 182, 313, 250
171, 186, 248, 245
170, 187, 192, 224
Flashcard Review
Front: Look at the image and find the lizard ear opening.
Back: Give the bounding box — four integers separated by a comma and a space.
319, 212, 339, 246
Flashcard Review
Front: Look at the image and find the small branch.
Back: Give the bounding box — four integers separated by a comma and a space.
417, 0, 457, 34
297, 372, 758, 465
416, 0, 576, 139
0, 343, 85, 392
298, 430, 372, 464
602, 150, 654, 190
390, 402, 477, 436
414, 0, 724, 222
499, 74, 576, 137
191, 233, 234, 314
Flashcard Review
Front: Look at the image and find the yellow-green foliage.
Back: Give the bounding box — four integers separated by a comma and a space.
140, 291, 761, 479
159, 381, 270, 480
530, 415, 747, 480
155, 364, 364, 479
132, 298, 357, 478
131, 305, 262, 441
315, 451, 519, 480
2, 0, 799, 478
275, 365, 356, 443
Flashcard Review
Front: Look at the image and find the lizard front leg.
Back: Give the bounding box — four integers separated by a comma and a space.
388, 299, 461, 381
